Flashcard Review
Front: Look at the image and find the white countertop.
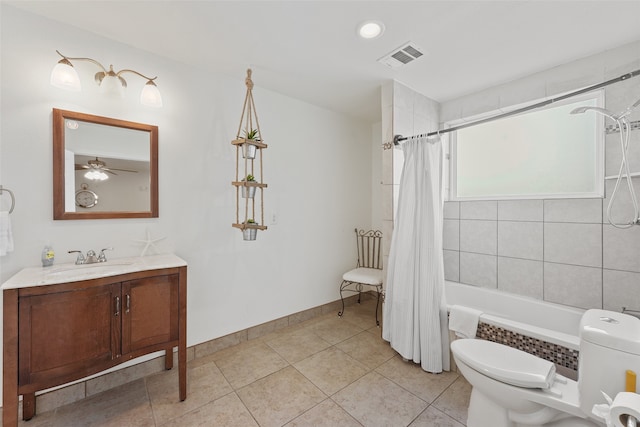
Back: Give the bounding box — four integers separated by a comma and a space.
2, 253, 187, 290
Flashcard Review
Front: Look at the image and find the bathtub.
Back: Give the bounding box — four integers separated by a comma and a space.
445, 281, 584, 352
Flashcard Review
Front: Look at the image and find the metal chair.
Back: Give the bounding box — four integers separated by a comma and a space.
338, 228, 383, 326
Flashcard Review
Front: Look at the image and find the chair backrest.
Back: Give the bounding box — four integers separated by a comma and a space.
354, 228, 383, 270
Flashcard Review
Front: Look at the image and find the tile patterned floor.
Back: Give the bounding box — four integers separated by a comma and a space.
13, 300, 471, 426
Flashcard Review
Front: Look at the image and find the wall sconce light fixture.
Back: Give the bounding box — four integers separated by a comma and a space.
50, 50, 163, 107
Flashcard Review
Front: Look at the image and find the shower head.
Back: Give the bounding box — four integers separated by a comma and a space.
570, 106, 591, 114
570, 106, 620, 121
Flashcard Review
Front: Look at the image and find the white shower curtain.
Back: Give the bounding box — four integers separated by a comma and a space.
382, 136, 449, 373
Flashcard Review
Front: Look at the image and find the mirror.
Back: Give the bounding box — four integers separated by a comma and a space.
53, 109, 158, 219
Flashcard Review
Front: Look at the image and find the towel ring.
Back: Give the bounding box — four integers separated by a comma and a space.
0, 186, 15, 214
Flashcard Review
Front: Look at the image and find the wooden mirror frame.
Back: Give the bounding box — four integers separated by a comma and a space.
53, 108, 159, 220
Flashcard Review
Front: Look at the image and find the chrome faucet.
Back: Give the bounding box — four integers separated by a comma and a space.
68, 250, 85, 265
84, 250, 99, 264
97, 247, 113, 263
69, 247, 113, 265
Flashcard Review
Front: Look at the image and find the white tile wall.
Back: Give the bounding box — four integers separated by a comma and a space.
382, 147, 393, 186
605, 132, 640, 177
497, 200, 543, 221
382, 185, 394, 222
382, 220, 394, 258
460, 220, 497, 255
603, 178, 640, 226
543, 263, 602, 309
603, 224, 640, 272
394, 106, 413, 137
460, 252, 497, 289
543, 199, 603, 223
498, 257, 543, 299
443, 201, 460, 219
460, 201, 498, 220
385, 81, 440, 278
603, 269, 640, 312
443, 219, 460, 251
544, 222, 602, 268
391, 52, 640, 311
498, 221, 543, 260
444, 250, 460, 282
393, 148, 405, 184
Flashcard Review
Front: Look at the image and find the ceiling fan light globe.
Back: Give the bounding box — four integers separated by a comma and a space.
84, 170, 109, 181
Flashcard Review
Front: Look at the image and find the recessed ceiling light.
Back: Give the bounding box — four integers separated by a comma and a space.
357, 20, 385, 39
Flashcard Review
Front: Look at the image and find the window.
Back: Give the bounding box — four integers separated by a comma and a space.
449, 91, 604, 200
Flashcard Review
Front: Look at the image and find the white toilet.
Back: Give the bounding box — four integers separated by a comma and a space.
451, 309, 640, 427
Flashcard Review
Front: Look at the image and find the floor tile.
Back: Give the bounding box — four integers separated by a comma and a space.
304, 315, 364, 345
338, 299, 382, 330
294, 347, 369, 395
335, 330, 396, 369
159, 392, 258, 427
53, 379, 154, 427
146, 358, 233, 425
285, 399, 362, 427
17, 405, 58, 427
376, 356, 459, 403
19, 301, 471, 427
265, 327, 331, 364
333, 371, 428, 427
237, 366, 326, 427
432, 376, 471, 425
409, 406, 465, 427
214, 341, 289, 389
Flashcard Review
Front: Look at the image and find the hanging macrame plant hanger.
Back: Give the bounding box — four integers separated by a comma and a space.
231, 69, 268, 240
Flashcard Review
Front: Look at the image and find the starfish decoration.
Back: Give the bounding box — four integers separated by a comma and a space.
132, 228, 166, 257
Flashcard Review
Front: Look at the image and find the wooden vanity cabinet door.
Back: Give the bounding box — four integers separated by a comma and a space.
18, 283, 120, 389
121, 274, 179, 355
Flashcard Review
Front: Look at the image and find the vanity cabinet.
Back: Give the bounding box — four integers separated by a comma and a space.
3, 255, 187, 427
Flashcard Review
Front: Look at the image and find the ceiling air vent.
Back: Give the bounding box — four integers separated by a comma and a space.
378, 42, 424, 69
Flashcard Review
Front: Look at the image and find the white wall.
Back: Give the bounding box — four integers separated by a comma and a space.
371, 121, 382, 231
0, 5, 374, 399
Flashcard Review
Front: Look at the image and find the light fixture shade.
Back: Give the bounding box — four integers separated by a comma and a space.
50, 60, 81, 91
84, 170, 109, 181
99, 74, 125, 98
140, 80, 163, 107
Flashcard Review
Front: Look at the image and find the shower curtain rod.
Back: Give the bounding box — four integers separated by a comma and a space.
391, 68, 640, 147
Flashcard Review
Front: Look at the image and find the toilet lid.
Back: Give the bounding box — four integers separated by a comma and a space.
451, 339, 556, 389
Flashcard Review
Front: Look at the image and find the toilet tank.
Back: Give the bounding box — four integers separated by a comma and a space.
578, 309, 640, 417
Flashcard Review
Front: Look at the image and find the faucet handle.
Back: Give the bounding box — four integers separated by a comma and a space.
68, 250, 85, 265
84, 250, 98, 264
98, 247, 113, 263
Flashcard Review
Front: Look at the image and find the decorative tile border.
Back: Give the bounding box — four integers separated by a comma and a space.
476, 322, 579, 377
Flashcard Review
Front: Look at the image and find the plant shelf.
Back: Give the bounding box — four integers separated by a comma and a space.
231, 138, 268, 149
231, 69, 268, 240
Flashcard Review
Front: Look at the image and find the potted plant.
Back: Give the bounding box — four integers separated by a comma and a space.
241, 174, 257, 199
242, 129, 260, 159
243, 219, 258, 241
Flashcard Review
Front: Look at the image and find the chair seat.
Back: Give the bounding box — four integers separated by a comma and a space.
343, 267, 383, 286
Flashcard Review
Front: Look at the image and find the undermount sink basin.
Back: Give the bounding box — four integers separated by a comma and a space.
46, 261, 136, 277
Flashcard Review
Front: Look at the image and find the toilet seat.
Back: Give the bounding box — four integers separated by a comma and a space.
451, 339, 556, 389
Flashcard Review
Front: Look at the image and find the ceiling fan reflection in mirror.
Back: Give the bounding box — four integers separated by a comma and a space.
75, 157, 139, 181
